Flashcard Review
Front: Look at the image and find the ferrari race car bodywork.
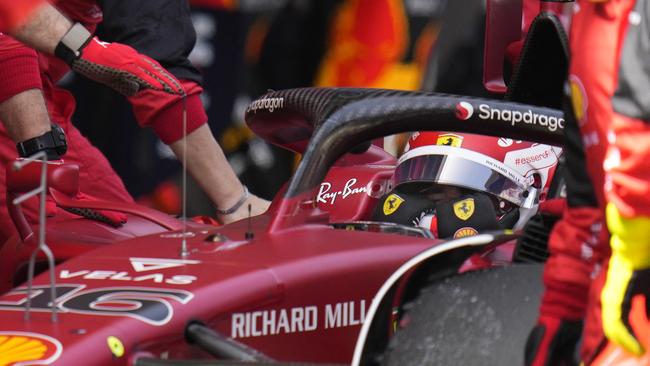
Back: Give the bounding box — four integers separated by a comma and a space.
0, 87, 564, 365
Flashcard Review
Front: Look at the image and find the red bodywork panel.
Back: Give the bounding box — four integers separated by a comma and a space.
0, 217, 437, 364
316, 145, 396, 222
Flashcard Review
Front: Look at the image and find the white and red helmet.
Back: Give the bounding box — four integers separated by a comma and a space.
395, 131, 563, 229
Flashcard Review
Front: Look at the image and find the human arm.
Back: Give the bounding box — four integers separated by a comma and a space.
0, 90, 52, 146
169, 124, 269, 224
10, 3, 72, 54
0, 34, 59, 156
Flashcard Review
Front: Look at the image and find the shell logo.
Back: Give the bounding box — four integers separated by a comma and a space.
455, 102, 474, 120
0, 332, 62, 366
453, 227, 479, 239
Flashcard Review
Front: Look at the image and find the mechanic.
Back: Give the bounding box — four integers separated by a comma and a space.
524, 88, 606, 366
371, 131, 562, 240
524, 0, 611, 363
585, 0, 650, 362
525, 0, 650, 364
0, 1, 269, 242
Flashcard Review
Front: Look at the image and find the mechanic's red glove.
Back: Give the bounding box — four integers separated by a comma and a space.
524, 315, 582, 366
72, 37, 184, 96
55, 23, 184, 97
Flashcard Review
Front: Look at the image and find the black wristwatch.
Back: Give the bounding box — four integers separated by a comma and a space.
16, 124, 68, 160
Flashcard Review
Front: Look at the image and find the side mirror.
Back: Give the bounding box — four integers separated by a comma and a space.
483, 0, 523, 93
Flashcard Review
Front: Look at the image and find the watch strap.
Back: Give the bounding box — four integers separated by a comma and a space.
54, 23, 92, 64
16, 125, 68, 159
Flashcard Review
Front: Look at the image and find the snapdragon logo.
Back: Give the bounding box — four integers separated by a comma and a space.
456, 102, 474, 120
478, 104, 564, 132
247, 97, 285, 113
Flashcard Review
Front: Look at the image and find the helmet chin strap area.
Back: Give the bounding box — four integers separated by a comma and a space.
497, 208, 520, 229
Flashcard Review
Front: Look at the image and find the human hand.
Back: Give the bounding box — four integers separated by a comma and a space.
71, 37, 184, 97
55, 24, 184, 97
601, 204, 650, 356
524, 315, 582, 366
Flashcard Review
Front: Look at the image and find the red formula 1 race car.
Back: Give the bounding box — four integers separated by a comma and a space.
0, 86, 566, 366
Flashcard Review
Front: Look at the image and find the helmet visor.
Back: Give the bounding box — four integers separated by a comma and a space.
394, 154, 530, 207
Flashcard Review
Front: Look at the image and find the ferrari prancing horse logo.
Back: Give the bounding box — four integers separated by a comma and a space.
453, 198, 475, 221
383, 194, 405, 216
436, 133, 463, 147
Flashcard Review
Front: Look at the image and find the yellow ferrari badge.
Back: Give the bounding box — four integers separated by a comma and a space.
453, 198, 475, 221
436, 134, 463, 147
383, 194, 405, 215
569, 76, 587, 124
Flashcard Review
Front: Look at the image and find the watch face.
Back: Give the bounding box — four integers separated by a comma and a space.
51, 124, 68, 156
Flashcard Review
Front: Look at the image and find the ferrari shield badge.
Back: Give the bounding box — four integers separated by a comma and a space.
383, 194, 405, 215
436, 133, 463, 147
453, 198, 475, 221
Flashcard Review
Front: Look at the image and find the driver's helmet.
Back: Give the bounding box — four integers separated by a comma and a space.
375, 131, 562, 236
